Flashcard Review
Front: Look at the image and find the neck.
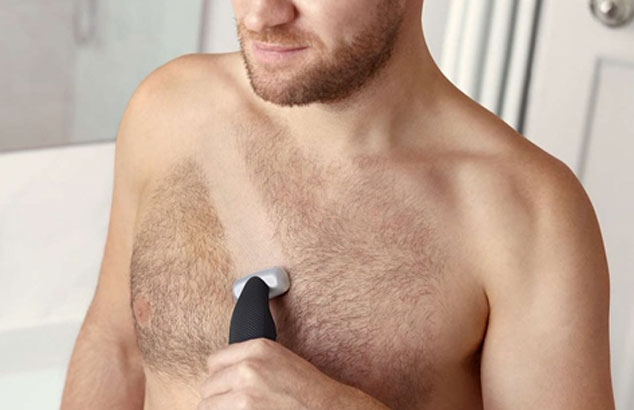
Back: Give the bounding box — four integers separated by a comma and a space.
249, 11, 454, 159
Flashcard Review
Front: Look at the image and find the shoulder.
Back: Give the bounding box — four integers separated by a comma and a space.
449, 124, 607, 307
459, 127, 614, 409
122, 52, 232, 139
131, 52, 242, 115
119, 52, 248, 189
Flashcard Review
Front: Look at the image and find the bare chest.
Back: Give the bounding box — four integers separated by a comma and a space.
130, 125, 483, 409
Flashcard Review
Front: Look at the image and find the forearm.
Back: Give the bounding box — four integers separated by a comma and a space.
61, 319, 145, 410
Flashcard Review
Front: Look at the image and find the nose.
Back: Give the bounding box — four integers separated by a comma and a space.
243, 0, 296, 32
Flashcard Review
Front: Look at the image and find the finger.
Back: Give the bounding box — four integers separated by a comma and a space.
206, 338, 275, 375
200, 359, 262, 398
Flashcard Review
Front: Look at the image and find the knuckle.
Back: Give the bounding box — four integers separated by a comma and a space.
237, 360, 259, 384
251, 337, 271, 353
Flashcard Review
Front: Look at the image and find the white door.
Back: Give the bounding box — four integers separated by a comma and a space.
523, 1, 634, 408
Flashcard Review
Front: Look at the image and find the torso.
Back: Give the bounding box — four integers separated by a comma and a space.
128, 52, 528, 410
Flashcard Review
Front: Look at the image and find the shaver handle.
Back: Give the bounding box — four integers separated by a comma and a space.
228, 276, 277, 344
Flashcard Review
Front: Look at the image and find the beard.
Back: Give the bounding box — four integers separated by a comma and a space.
236, 1, 405, 107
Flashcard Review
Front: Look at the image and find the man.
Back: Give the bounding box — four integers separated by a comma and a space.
61, 0, 616, 409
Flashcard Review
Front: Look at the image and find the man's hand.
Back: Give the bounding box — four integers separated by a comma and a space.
198, 337, 390, 410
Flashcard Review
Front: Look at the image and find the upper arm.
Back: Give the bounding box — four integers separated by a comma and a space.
479, 158, 615, 409
85, 54, 196, 349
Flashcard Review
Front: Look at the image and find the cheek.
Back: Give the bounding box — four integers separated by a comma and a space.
296, 1, 364, 48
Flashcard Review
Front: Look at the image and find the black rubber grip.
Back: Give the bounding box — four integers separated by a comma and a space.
228, 276, 277, 344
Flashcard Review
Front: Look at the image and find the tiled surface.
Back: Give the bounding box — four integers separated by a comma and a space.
0, 142, 114, 331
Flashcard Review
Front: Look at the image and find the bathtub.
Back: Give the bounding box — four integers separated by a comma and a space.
0, 321, 82, 410
0, 142, 111, 408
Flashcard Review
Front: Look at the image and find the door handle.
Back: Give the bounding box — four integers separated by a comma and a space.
589, 0, 634, 27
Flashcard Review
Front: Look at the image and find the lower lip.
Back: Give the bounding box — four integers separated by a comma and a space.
253, 45, 308, 63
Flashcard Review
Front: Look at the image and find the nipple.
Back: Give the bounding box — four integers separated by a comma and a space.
132, 294, 152, 327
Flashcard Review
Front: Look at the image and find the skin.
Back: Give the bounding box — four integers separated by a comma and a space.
60, 0, 616, 409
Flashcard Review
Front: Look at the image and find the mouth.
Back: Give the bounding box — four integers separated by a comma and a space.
253, 41, 308, 52
252, 42, 309, 63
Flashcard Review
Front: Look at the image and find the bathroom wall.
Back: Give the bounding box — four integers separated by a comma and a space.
0, 0, 75, 150
71, 0, 202, 146
0, 0, 202, 152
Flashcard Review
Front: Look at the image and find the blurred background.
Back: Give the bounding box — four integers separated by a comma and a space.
0, 0, 632, 408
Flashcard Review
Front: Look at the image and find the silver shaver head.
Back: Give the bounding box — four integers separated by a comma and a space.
232, 267, 291, 300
